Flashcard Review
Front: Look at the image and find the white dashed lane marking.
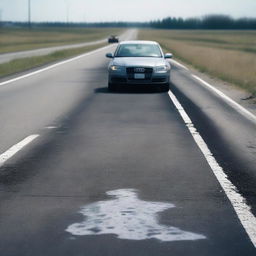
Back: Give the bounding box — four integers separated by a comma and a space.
0, 135, 39, 168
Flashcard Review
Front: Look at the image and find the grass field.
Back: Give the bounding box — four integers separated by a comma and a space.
0, 42, 108, 78
0, 27, 122, 53
139, 29, 256, 96
0, 27, 123, 78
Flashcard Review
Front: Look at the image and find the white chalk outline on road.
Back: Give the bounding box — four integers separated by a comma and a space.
0, 44, 114, 87
0, 135, 39, 168
168, 90, 256, 247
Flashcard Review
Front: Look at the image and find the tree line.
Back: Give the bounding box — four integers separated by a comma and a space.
150, 15, 256, 29
1, 15, 256, 29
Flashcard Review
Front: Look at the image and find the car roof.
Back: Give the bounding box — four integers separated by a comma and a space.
119, 40, 159, 45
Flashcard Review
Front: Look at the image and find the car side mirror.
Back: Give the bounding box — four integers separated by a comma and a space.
106, 53, 114, 58
164, 53, 173, 59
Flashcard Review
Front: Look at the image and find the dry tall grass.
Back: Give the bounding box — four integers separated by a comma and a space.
0, 27, 122, 53
139, 29, 256, 96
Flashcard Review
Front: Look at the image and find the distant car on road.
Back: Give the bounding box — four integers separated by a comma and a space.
108, 35, 119, 43
106, 40, 172, 91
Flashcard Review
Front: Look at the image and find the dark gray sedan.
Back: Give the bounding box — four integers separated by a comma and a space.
106, 41, 172, 91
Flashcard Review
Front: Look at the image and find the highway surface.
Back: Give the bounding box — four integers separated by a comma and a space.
0, 29, 255, 255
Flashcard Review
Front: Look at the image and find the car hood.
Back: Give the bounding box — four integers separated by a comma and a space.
112, 57, 166, 67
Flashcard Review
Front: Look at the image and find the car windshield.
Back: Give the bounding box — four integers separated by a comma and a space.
115, 44, 162, 58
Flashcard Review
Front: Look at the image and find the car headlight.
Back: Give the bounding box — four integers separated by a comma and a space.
109, 65, 122, 71
155, 65, 170, 73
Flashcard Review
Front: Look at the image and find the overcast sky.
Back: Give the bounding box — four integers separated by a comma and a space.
0, 0, 255, 22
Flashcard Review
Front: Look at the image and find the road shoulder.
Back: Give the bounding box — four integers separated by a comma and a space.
170, 58, 256, 117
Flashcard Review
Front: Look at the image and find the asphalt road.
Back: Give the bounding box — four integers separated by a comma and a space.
0, 29, 131, 64
0, 30, 255, 255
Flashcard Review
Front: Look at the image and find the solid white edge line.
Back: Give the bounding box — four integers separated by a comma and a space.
168, 90, 256, 247
170, 59, 189, 70
169, 58, 256, 124
192, 75, 256, 124
0, 135, 39, 168
0, 44, 113, 87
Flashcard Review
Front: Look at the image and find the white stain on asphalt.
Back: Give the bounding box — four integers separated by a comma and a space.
66, 189, 206, 241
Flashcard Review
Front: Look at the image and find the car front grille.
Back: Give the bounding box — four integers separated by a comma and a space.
126, 67, 153, 81
126, 67, 153, 74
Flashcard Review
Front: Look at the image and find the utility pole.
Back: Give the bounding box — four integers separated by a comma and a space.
28, 0, 31, 28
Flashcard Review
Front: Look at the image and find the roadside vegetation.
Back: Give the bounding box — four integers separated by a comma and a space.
139, 29, 256, 96
0, 27, 122, 53
0, 42, 107, 78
